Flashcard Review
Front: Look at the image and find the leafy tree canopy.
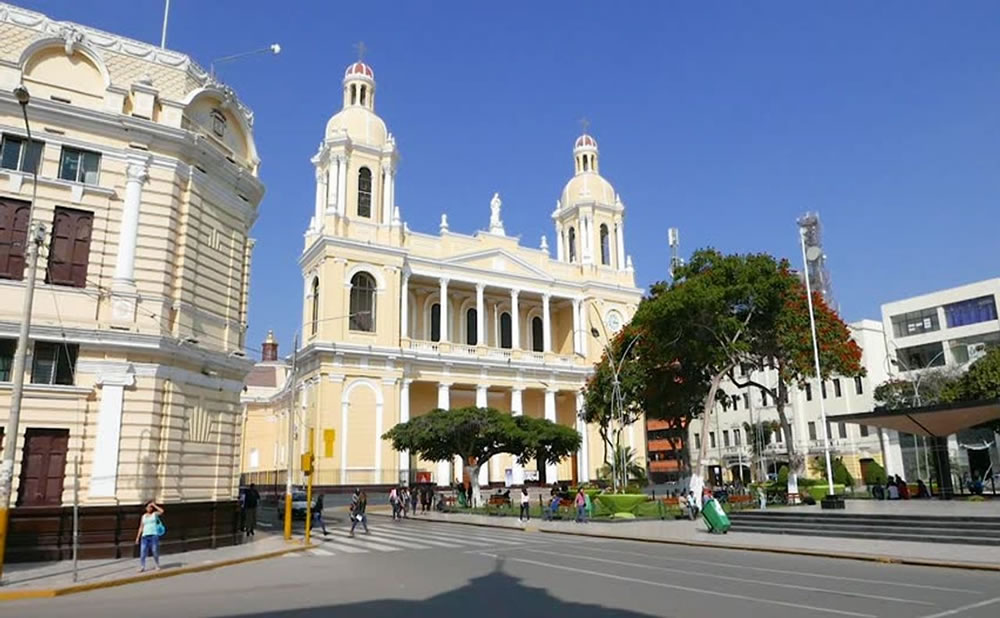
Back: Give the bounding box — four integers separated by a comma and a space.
381, 407, 525, 465
514, 414, 582, 467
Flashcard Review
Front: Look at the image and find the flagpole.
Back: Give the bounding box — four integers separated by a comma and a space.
160, 0, 170, 48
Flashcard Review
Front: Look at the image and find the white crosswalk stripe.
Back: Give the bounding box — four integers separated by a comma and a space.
286, 520, 542, 558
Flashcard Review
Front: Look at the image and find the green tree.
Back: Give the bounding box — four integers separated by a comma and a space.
875, 368, 959, 409
514, 415, 582, 486
382, 407, 527, 507
633, 250, 788, 482
581, 326, 645, 473
942, 347, 1000, 432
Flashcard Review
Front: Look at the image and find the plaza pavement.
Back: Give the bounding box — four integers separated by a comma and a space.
1, 517, 998, 618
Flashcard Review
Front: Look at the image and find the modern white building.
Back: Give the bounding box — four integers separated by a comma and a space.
881, 278, 1000, 485
692, 320, 894, 485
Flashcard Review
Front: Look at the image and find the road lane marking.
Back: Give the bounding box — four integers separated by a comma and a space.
327, 534, 401, 552
308, 548, 335, 557
515, 548, 933, 606
403, 525, 526, 546
590, 545, 984, 594
475, 552, 877, 618
918, 597, 1000, 618
363, 529, 456, 547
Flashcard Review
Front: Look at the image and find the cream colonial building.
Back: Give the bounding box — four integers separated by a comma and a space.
0, 4, 262, 559
242, 59, 643, 490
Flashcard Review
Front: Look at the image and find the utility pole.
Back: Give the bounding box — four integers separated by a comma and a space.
0, 85, 44, 578
283, 335, 298, 541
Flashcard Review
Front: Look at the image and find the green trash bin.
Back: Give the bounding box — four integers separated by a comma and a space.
701, 497, 730, 534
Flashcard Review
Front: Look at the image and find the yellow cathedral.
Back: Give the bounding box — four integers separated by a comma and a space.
241, 59, 644, 490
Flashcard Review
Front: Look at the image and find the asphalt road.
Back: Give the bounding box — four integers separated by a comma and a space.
2, 517, 998, 618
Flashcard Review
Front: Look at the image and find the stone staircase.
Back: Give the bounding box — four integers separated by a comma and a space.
727, 510, 1000, 545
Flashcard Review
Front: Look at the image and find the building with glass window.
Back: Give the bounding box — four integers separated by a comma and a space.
241, 59, 643, 491
0, 4, 262, 560
881, 277, 1000, 484
678, 320, 893, 486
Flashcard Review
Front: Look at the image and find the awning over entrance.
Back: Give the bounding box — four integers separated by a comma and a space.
832, 399, 1000, 500
833, 399, 1000, 437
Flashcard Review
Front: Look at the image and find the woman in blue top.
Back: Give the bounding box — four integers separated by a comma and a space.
135, 501, 164, 572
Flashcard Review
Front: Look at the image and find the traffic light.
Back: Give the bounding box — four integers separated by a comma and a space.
301, 452, 315, 476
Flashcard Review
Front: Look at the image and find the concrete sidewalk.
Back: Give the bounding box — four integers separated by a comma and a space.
401, 510, 1000, 570
0, 533, 308, 599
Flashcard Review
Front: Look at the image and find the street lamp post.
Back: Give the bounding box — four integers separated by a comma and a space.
210, 44, 281, 78
589, 323, 640, 493
0, 85, 45, 577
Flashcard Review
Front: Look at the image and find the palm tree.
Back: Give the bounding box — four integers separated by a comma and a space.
599, 445, 647, 487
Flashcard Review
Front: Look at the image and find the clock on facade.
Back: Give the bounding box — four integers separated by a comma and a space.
605, 310, 623, 333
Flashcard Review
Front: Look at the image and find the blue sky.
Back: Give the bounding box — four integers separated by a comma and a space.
22, 1, 1000, 358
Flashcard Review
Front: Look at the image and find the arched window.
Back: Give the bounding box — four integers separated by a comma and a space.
310, 277, 320, 336
350, 84, 357, 105
360, 85, 367, 106
466, 308, 477, 345
568, 227, 577, 263
531, 316, 544, 352
430, 303, 441, 342
500, 312, 512, 349
582, 156, 589, 172
600, 224, 610, 266
357, 167, 372, 218
349, 272, 376, 332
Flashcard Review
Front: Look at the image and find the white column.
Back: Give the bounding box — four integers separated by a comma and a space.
399, 379, 411, 481
400, 272, 409, 339
578, 299, 588, 358
90, 370, 135, 497
374, 386, 384, 484
113, 159, 149, 284
381, 164, 391, 224
544, 388, 558, 483
556, 224, 564, 261
313, 168, 326, 231
326, 156, 340, 209
542, 294, 552, 353
510, 289, 520, 350
615, 219, 626, 269
337, 155, 348, 215
476, 385, 489, 486
576, 391, 590, 483
388, 167, 395, 222
439, 278, 450, 343
572, 298, 581, 355
511, 387, 524, 485
437, 383, 451, 486
475, 283, 485, 346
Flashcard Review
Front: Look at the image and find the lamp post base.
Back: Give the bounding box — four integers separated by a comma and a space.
820, 494, 845, 510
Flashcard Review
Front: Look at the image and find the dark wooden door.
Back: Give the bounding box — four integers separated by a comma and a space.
17, 429, 69, 507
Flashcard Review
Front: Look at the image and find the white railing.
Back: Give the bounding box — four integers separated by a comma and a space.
487, 348, 512, 360
410, 340, 439, 353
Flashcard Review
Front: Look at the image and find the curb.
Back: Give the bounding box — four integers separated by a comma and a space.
397, 514, 1000, 573
0, 542, 313, 602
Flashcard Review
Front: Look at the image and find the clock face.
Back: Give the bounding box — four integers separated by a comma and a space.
606, 310, 623, 334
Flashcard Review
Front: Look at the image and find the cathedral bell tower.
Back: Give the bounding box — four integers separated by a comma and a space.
553, 131, 630, 271
308, 52, 399, 241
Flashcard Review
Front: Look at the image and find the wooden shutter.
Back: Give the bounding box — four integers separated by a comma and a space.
0, 198, 30, 280
17, 428, 69, 507
47, 207, 93, 288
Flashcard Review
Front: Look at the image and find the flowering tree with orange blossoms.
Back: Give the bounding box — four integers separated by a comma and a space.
731, 264, 864, 487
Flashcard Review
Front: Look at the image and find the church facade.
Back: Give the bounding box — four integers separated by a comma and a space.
242, 60, 644, 489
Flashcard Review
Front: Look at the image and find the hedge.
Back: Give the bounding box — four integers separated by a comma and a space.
594, 494, 649, 515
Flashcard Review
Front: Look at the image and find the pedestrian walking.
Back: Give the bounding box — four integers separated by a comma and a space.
389, 486, 400, 520
135, 500, 164, 572
410, 485, 419, 514
244, 483, 260, 537
312, 493, 328, 536
423, 486, 433, 513
519, 487, 530, 521
350, 488, 369, 536
400, 487, 410, 518
574, 488, 587, 523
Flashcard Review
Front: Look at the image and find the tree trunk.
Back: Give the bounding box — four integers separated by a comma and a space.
468, 460, 482, 508
697, 369, 728, 481
774, 376, 801, 494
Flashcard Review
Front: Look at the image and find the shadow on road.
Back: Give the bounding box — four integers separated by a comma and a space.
215, 557, 655, 617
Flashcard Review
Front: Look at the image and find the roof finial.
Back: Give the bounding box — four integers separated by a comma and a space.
354, 41, 368, 62
579, 116, 590, 134
489, 192, 505, 235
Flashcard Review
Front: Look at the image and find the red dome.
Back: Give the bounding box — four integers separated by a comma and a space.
574, 134, 597, 149
345, 61, 374, 80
